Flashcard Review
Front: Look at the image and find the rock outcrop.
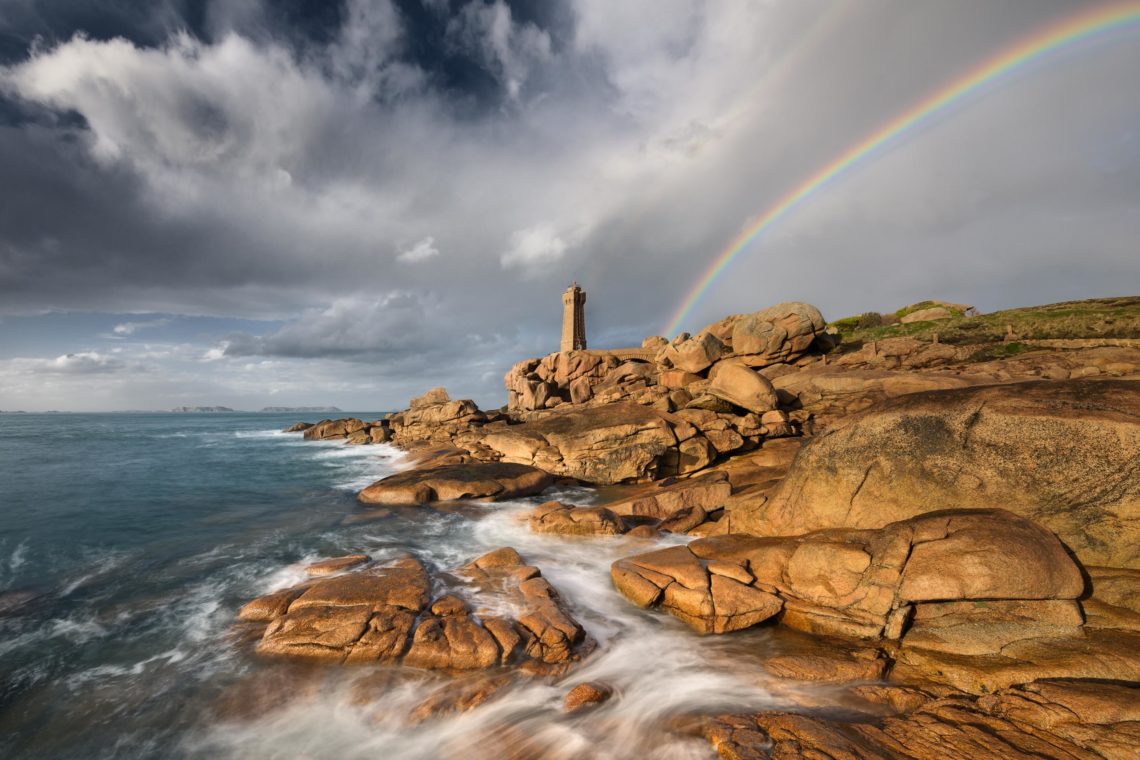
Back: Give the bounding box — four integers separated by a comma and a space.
502, 301, 826, 427
707, 361, 779, 414
563, 681, 614, 712
749, 379, 1140, 568
704, 301, 827, 367
613, 509, 1084, 639
605, 471, 733, 520
387, 388, 495, 451
770, 366, 981, 425
482, 402, 682, 484
358, 461, 552, 505
239, 549, 588, 674
655, 331, 726, 374
504, 351, 624, 412
528, 502, 629, 536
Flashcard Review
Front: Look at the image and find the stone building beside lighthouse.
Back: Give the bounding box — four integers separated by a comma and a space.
561, 282, 587, 351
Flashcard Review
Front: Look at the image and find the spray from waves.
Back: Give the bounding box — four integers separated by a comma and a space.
232, 430, 292, 440
187, 496, 808, 759
8, 539, 28, 573
1, 416, 840, 758
59, 549, 136, 597
0, 539, 30, 592
0, 616, 111, 658
306, 441, 409, 491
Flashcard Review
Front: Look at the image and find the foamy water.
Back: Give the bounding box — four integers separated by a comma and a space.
0, 412, 826, 759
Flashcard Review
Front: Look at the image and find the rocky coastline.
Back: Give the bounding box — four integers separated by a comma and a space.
247, 296, 1140, 759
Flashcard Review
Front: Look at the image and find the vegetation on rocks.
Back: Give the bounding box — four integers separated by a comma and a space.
830, 295, 1140, 351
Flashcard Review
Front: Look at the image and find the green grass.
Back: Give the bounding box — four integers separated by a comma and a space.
827, 296, 1140, 352
964, 342, 1038, 363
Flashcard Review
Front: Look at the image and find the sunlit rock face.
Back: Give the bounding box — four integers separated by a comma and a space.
753, 378, 1140, 569
613, 509, 1085, 639
240, 548, 589, 674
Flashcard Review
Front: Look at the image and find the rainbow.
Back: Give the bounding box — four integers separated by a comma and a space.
664, 1, 1140, 337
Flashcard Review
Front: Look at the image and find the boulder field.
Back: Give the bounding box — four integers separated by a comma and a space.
266, 297, 1140, 756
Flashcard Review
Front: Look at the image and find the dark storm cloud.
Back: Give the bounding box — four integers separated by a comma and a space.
1, 0, 1138, 411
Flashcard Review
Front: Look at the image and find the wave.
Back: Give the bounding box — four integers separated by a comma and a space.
0, 615, 109, 658
60, 549, 135, 597
0, 539, 30, 590
232, 430, 291, 440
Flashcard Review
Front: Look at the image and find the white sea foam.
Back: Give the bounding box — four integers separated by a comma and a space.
257, 555, 321, 593
8, 539, 28, 573
60, 549, 134, 596
232, 429, 290, 439
308, 441, 408, 491
185, 488, 806, 759
68, 648, 189, 687
0, 614, 110, 658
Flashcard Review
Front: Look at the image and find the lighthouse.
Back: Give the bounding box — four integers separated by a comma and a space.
560, 282, 587, 352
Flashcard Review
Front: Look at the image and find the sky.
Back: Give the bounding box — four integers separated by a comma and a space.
0, 0, 1138, 411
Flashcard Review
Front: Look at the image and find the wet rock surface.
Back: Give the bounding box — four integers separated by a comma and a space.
357, 462, 554, 505
563, 681, 614, 712
527, 501, 628, 536
239, 549, 590, 674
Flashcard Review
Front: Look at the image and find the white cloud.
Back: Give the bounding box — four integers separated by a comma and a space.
48, 352, 125, 373
501, 224, 569, 274
202, 343, 229, 362
112, 317, 170, 336
397, 236, 440, 264
2, 351, 128, 375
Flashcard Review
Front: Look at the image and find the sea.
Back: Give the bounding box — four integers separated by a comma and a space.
0, 412, 828, 759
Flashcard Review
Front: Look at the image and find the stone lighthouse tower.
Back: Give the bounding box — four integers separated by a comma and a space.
561, 281, 587, 352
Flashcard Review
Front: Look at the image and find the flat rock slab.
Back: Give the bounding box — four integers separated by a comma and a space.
358, 462, 553, 505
